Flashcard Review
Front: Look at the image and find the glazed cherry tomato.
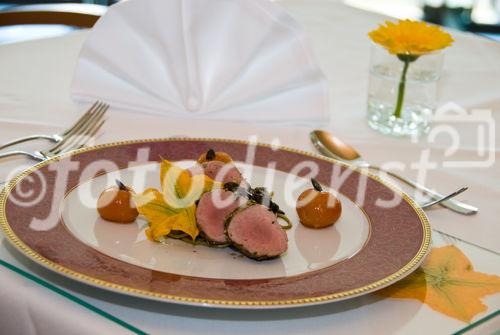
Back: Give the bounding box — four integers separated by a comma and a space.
97, 180, 138, 223
197, 148, 233, 164
296, 178, 342, 229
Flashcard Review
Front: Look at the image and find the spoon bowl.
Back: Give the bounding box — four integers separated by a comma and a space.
310, 130, 361, 161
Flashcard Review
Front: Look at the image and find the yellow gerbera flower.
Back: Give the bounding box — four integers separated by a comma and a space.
368, 20, 453, 56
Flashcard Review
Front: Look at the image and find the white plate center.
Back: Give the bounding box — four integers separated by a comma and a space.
62, 161, 370, 280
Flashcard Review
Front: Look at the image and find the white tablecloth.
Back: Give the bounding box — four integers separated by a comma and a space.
0, 0, 499, 334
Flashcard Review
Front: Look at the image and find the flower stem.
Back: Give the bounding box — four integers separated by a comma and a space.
393, 58, 411, 119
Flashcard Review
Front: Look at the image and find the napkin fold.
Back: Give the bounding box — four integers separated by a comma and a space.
71, 0, 330, 123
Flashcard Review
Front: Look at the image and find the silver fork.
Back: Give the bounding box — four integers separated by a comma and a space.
0, 102, 108, 161
0, 101, 107, 152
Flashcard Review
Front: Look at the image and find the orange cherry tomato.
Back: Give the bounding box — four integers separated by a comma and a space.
197, 149, 233, 164
296, 179, 342, 229
97, 180, 138, 223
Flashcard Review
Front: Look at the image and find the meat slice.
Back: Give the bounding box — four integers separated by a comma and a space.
201, 161, 244, 184
196, 189, 243, 244
226, 204, 288, 260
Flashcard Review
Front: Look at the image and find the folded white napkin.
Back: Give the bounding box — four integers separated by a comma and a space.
71, 0, 329, 123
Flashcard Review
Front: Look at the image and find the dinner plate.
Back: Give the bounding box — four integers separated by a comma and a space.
0, 138, 430, 308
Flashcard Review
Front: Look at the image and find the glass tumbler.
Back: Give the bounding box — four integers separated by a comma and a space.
366, 44, 444, 137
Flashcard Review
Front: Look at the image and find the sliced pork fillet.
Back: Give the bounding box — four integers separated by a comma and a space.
202, 160, 244, 184
226, 204, 288, 260
196, 189, 243, 244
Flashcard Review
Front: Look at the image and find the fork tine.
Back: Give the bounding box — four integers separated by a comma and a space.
56, 119, 105, 155
75, 119, 105, 150
61, 101, 100, 136
49, 105, 107, 155
47, 102, 107, 154
49, 104, 108, 155
49, 101, 105, 152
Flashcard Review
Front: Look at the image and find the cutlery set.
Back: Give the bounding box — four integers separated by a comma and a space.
310, 130, 477, 215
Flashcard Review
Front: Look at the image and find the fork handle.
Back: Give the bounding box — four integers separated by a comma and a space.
0, 134, 59, 151
368, 165, 478, 215
0, 150, 45, 161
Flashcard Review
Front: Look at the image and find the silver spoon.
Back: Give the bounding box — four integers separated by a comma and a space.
310, 130, 478, 215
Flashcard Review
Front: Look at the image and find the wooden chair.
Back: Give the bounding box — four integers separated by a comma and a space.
0, 3, 107, 28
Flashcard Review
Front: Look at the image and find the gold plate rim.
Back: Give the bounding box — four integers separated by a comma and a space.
0, 137, 431, 308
